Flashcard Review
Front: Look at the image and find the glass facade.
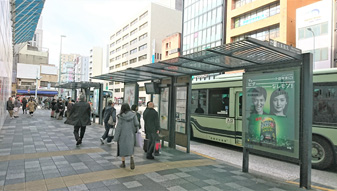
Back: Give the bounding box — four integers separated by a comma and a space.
0, 0, 13, 128
182, 0, 224, 55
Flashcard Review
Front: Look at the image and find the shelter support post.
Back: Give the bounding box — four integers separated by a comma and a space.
300, 53, 312, 189
74, 89, 77, 101
168, 77, 176, 148
186, 76, 192, 153
242, 148, 249, 172
85, 88, 90, 103
99, 83, 103, 125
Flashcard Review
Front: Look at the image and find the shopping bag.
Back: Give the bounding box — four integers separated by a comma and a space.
154, 140, 161, 156
135, 131, 144, 148
108, 127, 115, 136
143, 139, 149, 152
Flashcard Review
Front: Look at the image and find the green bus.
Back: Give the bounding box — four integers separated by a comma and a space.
191, 68, 337, 170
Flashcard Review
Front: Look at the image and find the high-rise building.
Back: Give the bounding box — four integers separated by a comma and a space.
60, 53, 80, 83
182, 0, 225, 55
89, 47, 103, 82
75, 56, 89, 82
296, 0, 337, 69
226, 0, 319, 45
108, 3, 182, 103
28, 17, 43, 51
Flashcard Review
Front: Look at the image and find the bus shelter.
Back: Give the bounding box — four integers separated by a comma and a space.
92, 37, 312, 189
56, 82, 104, 125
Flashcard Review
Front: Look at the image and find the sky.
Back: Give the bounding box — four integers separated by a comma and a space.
41, 0, 163, 66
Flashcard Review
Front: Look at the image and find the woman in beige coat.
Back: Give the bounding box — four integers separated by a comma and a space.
27, 98, 37, 116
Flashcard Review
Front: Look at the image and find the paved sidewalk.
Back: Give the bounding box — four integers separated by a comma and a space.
0, 109, 316, 191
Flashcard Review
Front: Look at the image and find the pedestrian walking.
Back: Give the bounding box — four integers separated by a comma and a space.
13, 97, 21, 118
27, 98, 37, 116
51, 99, 57, 118
113, 103, 139, 170
66, 99, 74, 118
100, 100, 116, 144
64, 95, 91, 146
6, 97, 14, 119
56, 98, 65, 120
22, 97, 27, 114
143, 102, 160, 160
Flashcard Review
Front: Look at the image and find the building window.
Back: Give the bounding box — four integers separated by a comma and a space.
130, 48, 137, 55
130, 58, 137, 64
116, 55, 121, 60
139, 22, 148, 30
138, 54, 147, 61
110, 42, 115, 47
116, 47, 121, 52
109, 82, 114, 85
298, 22, 329, 40
122, 43, 128, 49
116, 38, 121, 44
122, 61, 128, 66
122, 34, 129, 40
304, 47, 329, 62
232, 2, 279, 28
115, 64, 121, 68
109, 66, 114, 70
130, 38, 137, 45
233, 0, 257, 9
139, 44, 147, 51
115, 88, 120, 93
123, 25, 129, 31
232, 24, 279, 42
110, 34, 115, 40
109, 50, 115, 55
130, 29, 137, 36
139, 33, 148, 41
122, 52, 128, 58
139, 11, 148, 20
131, 18, 138, 26
109, 58, 115, 63
116, 30, 121, 36
115, 82, 120, 85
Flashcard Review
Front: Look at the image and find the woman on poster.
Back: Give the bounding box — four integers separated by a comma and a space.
269, 89, 288, 117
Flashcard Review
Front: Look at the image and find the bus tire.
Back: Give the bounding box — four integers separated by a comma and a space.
312, 135, 334, 170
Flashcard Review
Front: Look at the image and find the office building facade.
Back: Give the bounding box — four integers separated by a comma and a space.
108, 3, 182, 103
226, 0, 319, 45
182, 0, 225, 55
296, 0, 337, 69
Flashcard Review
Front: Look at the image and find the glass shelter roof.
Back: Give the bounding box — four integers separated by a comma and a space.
91, 37, 303, 83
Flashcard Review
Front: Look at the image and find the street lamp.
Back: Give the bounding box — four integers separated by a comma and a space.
35, 68, 42, 100
58, 35, 66, 97
307, 28, 315, 66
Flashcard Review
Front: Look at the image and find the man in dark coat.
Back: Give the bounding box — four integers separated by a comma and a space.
143, 102, 160, 159
100, 100, 116, 144
6, 97, 14, 119
64, 95, 91, 146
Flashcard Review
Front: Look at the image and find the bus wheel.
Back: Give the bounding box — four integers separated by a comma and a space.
312, 136, 334, 170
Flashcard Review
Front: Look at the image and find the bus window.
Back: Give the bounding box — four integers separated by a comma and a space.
313, 84, 337, 125
191, 90, 207, 114
209, 88, 229, 116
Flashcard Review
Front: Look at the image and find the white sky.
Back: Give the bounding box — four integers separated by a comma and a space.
41, 0, 163, 66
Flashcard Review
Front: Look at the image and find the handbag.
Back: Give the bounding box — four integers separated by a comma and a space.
135, 131, 144, 148
108, 127, 115, 136
108, 115, 115, 126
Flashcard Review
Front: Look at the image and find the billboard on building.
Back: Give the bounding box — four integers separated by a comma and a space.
243, 68, 300, 158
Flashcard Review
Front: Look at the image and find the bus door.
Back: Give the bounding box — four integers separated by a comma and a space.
235, 91, 243, 146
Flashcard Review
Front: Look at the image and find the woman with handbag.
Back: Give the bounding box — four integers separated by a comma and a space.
114, 103, 139, 170
100, 101, 116, 144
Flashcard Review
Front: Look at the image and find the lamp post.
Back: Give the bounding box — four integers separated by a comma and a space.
307, 28, 315, 66
58, 35, 66, 97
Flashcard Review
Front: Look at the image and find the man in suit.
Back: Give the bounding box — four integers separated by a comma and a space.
65, 95, 91, 146
143, 102, 160, 159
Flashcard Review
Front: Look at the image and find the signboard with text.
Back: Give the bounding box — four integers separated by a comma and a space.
243, 68, 300, 158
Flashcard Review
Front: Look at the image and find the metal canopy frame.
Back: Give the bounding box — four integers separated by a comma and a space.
92, 37, 302, 83
11, 0, 45, 45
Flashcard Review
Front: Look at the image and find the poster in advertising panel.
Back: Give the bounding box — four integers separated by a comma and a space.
124, 83, 139, 107
93, 89, 99, 115
244, 69, 299, 154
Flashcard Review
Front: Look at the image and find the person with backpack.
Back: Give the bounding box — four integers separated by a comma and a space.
100, 100, 116, 144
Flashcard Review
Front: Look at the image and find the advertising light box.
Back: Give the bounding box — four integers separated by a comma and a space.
243, 68, 300, 159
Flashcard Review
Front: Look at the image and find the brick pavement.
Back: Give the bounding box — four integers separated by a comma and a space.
0, 109, 314, 191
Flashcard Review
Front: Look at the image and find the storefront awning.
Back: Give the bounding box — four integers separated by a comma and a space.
12, 0, 45, 45
91, 38, 303, 83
